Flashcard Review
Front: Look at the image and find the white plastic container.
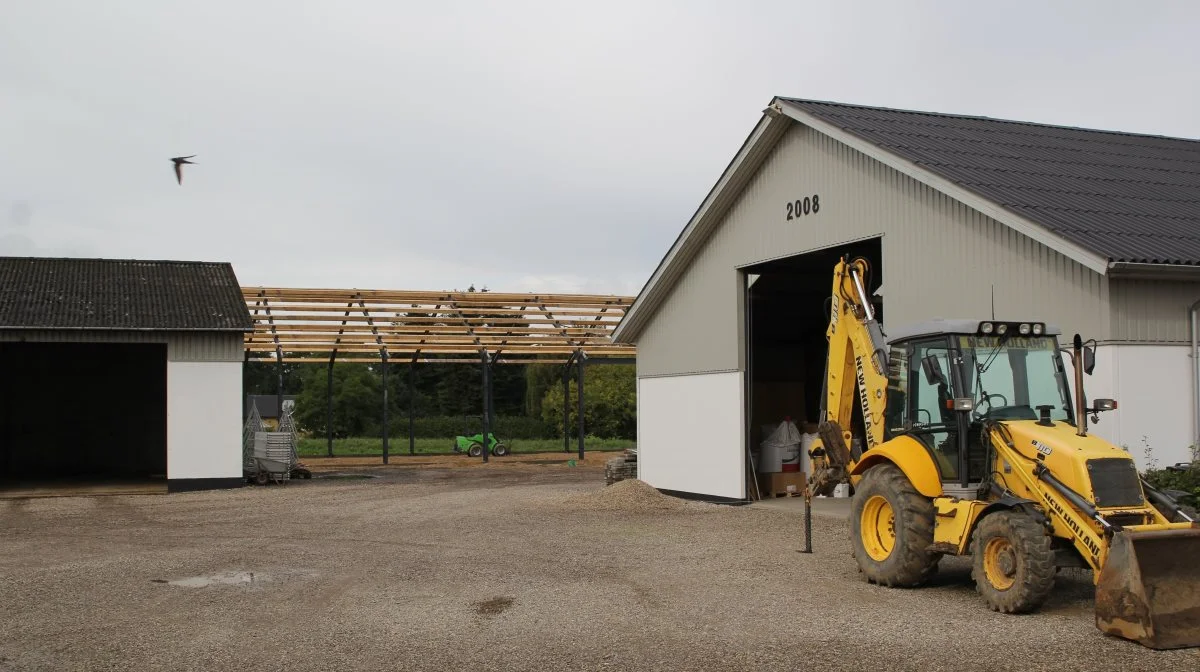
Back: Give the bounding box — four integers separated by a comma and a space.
780, 441, 801, 468
758, 441, 783, 473
800, 432, 819, 475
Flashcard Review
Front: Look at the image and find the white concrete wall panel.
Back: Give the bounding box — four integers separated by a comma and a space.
637, 372, 744, 499
1112, 346, 1193, 468
1061, 344, 1194, 469
167, 361, 243, 480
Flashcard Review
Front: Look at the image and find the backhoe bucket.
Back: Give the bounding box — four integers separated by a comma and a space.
1095, 527, 1200, 649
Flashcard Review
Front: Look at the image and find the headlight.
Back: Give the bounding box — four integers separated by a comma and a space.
996, 323, 1008, 335
1019, 323, 1031, 335
1032, 323, 1044, 335
981, 322, 994, 334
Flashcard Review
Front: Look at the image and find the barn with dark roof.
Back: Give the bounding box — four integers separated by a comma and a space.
612, 97, 1200, 501
0, 257, 253, 493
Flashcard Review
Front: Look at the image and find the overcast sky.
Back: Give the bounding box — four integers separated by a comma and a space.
3, 1, 1199, 296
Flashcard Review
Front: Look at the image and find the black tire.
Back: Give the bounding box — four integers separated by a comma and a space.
492, 443, 509, 457
255, 471, 269, 486
849, 463, 940, 587
468, 443, 484, 458
970, 509, 1056, 614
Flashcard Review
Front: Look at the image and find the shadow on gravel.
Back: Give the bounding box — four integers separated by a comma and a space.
473, 596, 515, 616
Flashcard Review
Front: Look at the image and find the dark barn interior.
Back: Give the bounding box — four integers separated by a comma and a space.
0, 342, 168, 484
744, 238, 883, 469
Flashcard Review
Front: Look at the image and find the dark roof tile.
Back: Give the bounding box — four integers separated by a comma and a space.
783, 98, 1200, 265
0, 257, 254, 331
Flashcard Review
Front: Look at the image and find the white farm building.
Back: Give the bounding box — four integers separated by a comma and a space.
613, 98, 1200, 501
0, 257, 252, 493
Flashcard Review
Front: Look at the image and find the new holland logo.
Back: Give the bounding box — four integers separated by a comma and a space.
855, 354, 876, 449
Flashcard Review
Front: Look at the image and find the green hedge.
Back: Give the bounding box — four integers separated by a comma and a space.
302, 415, 560, 440
1144, 462, 1200, 506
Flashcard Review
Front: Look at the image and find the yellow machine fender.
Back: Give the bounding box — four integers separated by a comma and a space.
848, 436, 943, 499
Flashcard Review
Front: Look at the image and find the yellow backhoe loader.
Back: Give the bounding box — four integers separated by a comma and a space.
806, 255, 1200, 650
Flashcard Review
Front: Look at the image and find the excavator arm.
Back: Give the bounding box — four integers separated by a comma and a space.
808, 256, 891, 496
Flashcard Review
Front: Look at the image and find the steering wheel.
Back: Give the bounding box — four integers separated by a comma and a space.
973, 392, 1010, 420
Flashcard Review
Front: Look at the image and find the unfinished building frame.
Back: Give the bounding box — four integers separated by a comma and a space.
242, 287, 637, 462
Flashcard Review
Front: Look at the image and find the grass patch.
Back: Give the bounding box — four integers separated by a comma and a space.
296, 436, 633, 457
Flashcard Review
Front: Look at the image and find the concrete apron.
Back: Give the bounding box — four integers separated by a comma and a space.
750, 495, 852, 519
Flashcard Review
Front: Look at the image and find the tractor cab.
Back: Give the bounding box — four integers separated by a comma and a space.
880, 319, 1114, 493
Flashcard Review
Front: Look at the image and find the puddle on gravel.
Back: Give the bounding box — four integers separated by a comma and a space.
155, 571, 264, 588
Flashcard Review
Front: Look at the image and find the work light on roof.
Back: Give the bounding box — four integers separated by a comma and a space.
1032, 323, 1044, 335
1019, 323, 1031, 335
981, 322, 994, 334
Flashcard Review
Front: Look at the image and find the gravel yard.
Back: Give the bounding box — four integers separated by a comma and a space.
2, 461, 1198, 671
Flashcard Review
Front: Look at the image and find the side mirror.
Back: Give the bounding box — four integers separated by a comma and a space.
1084, 346, 1096, 375
921, 355, 946, 386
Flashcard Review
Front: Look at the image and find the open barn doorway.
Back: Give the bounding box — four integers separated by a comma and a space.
0, 342, 168, 495
742, 237, 882, 499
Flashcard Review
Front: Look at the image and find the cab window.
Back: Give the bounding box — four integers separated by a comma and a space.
884, 344, 909, 439
908, 338, 959, 482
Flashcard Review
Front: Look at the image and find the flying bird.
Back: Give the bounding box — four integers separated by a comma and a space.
170, 155, 196, 185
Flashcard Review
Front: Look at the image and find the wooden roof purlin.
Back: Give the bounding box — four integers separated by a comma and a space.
241, 287, 637, 364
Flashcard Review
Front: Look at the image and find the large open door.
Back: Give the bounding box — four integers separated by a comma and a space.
743, 238, 883, 497
0, 342, 168, 491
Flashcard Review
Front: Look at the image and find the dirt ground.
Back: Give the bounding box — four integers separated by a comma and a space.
2, 458, 1198, 671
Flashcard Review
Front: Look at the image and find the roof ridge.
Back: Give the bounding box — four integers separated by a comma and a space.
779, 97, 1200, 144
0, 255, 230, 266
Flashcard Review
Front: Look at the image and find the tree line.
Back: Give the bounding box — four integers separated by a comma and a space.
243, 360, 636, 440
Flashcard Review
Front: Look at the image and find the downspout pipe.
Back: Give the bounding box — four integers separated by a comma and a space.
1191, 299, 1200, 453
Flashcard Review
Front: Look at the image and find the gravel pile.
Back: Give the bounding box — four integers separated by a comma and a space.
1, 465, 1196, 671
563, 478, 713, 512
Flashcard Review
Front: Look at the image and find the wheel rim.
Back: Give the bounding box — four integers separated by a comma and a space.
861, 494, 896, 561
983, 537, 1017, 591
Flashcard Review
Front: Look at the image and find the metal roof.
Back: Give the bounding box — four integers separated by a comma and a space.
781, 98, 1200, 266
0, 256, 254, 331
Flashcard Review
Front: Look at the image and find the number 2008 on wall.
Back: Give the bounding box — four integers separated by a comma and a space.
786, 194, 820, 220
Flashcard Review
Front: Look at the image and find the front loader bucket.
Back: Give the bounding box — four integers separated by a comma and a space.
1095, 527, 1200, 649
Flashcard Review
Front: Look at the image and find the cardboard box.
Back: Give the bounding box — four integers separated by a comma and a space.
761, 471, 807, 498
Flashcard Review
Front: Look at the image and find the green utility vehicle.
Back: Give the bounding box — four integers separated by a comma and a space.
453, 420, 510, 457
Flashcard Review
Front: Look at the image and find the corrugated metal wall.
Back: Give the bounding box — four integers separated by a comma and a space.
1109, 279, 1200, 344
0, 330, 243, 362
636, 123, 1111, 377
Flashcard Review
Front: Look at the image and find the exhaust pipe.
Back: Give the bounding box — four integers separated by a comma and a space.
1074, 334, 1088, 437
